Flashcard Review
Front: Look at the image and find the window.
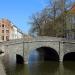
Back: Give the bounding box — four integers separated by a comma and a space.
0, 24, 1, 27
2, 36, 4, 40
6, 36, 9, 41
2, 30, 4, 33
2, 24, 4, 27
6, 30, 9, 33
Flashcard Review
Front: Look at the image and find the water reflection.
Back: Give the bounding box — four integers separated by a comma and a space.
15, 64, 29, 75
63, 61, 75, 75
4, 63, 29, 75
29, 50, 40, 63
29, 61, 59, 75
3, 60, 75, 75
2, 52, 75, 75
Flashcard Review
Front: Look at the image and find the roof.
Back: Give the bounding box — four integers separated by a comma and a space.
13, 25, 23, 34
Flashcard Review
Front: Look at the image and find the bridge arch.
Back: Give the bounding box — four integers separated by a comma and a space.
0, 49, 4, 55
28, 46, 59, 63
16, 54, 24, 64
63, 52, 75, 61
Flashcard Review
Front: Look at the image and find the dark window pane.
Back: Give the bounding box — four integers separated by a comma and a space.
2, 30, 4, 33
2, 36, 4, 40
2, 24, 4, 27
6, 30, 9, 33
6, 36, 9, 41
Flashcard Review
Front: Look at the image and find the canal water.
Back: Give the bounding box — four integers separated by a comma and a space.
2, 50, 75, 75
3, 61, 75, 75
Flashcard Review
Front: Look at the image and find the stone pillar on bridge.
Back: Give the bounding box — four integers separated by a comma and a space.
59, 42, 64, 62
24, 51, 29, 64
23, 42, 29, 64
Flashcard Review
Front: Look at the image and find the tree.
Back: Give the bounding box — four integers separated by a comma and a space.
29, 0, 73, 37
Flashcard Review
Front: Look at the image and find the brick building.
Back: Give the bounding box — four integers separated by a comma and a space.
0, 18, 23, 42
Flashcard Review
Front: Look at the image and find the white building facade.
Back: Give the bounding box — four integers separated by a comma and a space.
10, 24, 23, 40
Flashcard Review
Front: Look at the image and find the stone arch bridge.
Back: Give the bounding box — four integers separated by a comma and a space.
0, 36, 75, 64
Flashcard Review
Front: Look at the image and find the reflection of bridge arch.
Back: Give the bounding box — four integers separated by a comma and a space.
63, 52, 75, 61
28, 46, 59, 63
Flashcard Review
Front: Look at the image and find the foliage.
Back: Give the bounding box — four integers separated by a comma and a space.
29, 0, 74, 37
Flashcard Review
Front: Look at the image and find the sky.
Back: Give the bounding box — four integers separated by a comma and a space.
0, 0, 74, 34
0, 0, 47, 34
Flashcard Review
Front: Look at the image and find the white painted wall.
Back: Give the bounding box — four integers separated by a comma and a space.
9, 25, 23, 40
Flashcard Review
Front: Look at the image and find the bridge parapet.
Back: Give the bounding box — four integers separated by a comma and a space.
0, 36, 64, 45
63, 41, 75, 55
1, 36, 75, 63
32, 36, 63, 42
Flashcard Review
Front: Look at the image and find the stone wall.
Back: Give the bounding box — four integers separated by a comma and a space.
0, 56, 6, 75
1, 37, 74, 63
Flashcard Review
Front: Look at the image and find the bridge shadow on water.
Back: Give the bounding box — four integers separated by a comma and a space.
63, 52, 75, 73
28, 61, 59, 75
